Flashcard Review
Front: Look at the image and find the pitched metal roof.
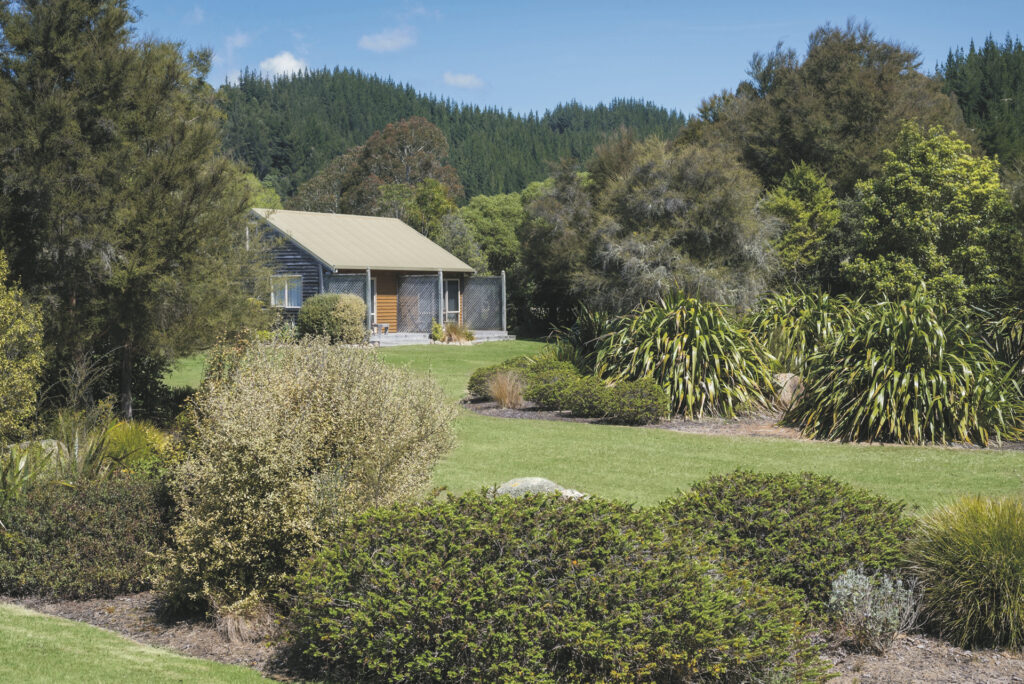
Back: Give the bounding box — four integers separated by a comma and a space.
251, 208, 475, 273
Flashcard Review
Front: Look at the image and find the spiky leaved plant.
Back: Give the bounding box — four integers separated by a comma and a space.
550, 304, 615, 374
597, 294, 775, 418
747, 290, 862, 374
785, 290, 1024, 445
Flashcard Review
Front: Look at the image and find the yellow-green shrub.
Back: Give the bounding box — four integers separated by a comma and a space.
0, 251, 44, 441
161, 338, 456, 616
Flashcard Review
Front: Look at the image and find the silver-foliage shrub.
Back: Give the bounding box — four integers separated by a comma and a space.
829, 569, 919, 654
161, 338, 456, 616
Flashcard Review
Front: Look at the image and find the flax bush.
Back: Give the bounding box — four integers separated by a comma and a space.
597, 294, 775, 418
747, 290, 862, 374
785, 291, 1024, 445
161, 338, 456, 616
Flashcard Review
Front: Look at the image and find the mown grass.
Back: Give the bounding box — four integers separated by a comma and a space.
0, 604, 269, 683
378, 341, 1024, 510
169, 340, 1024, 510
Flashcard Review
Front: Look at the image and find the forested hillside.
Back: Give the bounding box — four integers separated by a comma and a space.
940, 36, 1024, 170
218, 68, 685, 198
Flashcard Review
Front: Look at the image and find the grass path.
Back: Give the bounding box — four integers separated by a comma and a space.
0, 604, 269, 683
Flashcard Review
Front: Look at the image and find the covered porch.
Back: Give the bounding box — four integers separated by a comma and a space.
369, 329, 516, 347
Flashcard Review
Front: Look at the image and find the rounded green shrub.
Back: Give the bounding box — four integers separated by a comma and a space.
467, 356, 534, 399
287, 492, 824, 683
561, 374, 611, 417
162, 338, 456, 616
660, 470, 913, 610
521, 359, 581, 410
598, 294, 776, 418
907, 495, 1024, 649
333, 293, 368, 344
605, 377, 670, 425
0, 474, 168, 599
785, 291, 1024, 445
296, 293, 367, 343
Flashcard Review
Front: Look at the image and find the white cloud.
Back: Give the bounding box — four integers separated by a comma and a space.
184, 6, 204, 24
226, 31, 251, 50
443, 71, 484, 88
358, 26, 416, 53
259, 51, 307, 77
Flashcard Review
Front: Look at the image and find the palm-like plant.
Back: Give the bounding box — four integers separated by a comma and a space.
786, 291, 1024, 445
597, 294, 775, 418
550, 304, 615, 374
747, 290, 862, 374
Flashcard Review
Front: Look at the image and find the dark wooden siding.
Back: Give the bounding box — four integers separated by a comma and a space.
270, 234, 325, 307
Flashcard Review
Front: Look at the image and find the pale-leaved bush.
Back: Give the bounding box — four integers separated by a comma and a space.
829, 569, 919, 654
161, 338, 456, 617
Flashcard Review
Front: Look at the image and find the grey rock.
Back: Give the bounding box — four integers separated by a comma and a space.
774, 373, 804, 409
495, 477, 586, 499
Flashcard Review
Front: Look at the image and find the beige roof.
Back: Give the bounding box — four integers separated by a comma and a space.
251, 208, 475, 273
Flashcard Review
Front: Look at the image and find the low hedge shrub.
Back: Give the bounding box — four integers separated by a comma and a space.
466, 355, 536, 399
660, 470, 913, 610
906, 495, 1024, 649
287, 492, 824, 683
560, 374, 611, 417
606, 377, 670, 425
0, 473, 168, 599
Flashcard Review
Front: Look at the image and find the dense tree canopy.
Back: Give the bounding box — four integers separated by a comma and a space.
220, 68, 686, 198
941, 36, 1024, 170
0, 0, 271, 417
840, 123, 1015, 307
693, 21, 970, 195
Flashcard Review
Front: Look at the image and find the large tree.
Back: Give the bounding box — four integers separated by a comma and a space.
287, 117, 462, 215
0, 0, 271, 417
841, 123, 1016, 307
694, 21, 970, 195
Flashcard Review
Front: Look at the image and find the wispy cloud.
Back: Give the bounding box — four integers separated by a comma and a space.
226, 31, 251, 50
259, 51, 308, 77
184, 6, 204, 24
358, 26, 416, 53
443, 71, 484, 88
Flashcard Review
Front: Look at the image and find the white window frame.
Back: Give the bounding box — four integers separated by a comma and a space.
270, 274, 302, 308
444, 278, 460, 323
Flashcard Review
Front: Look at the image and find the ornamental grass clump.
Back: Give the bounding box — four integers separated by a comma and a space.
906, 495, 1024, 649
747, 290, 862, 374
161, 338, 456, 617
287, 492, 825, 683
597, 294, 775, 418
486, 370, 523, 409
785, 290, 1024, 445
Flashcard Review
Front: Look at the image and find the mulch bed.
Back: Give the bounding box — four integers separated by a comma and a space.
3, 593, 285, 677
6, 592, 1024, 681
463, 398, 1024, 449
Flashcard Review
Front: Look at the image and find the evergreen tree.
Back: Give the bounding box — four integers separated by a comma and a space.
0, 0, 272, 417
940, 35, 1024, 169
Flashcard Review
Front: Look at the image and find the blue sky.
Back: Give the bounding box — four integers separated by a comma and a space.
131, 0, 1023, 115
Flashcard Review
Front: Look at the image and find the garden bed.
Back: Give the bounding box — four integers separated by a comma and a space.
7, 593, 1024, 682
463, 398, 1024, 449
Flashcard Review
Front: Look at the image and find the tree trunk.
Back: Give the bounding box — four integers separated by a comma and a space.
120, 343, 133, 420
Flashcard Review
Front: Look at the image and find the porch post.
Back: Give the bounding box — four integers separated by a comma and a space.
501, 270, 507, 333
365, 268, 372, 330
437, 270, 444, 325
318, 266, 324, 294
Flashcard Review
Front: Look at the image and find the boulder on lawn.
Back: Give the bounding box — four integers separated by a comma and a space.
495, 477, 586, 499
774, 373, 804, 409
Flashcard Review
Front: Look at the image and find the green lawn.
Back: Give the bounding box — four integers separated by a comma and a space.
0, 604, 269, 683
378, 341, 1024, 510
168, 340, 1024, 510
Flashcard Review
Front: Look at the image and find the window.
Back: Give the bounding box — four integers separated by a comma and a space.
270, 275, 302, 308
444, 279, 460, 323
